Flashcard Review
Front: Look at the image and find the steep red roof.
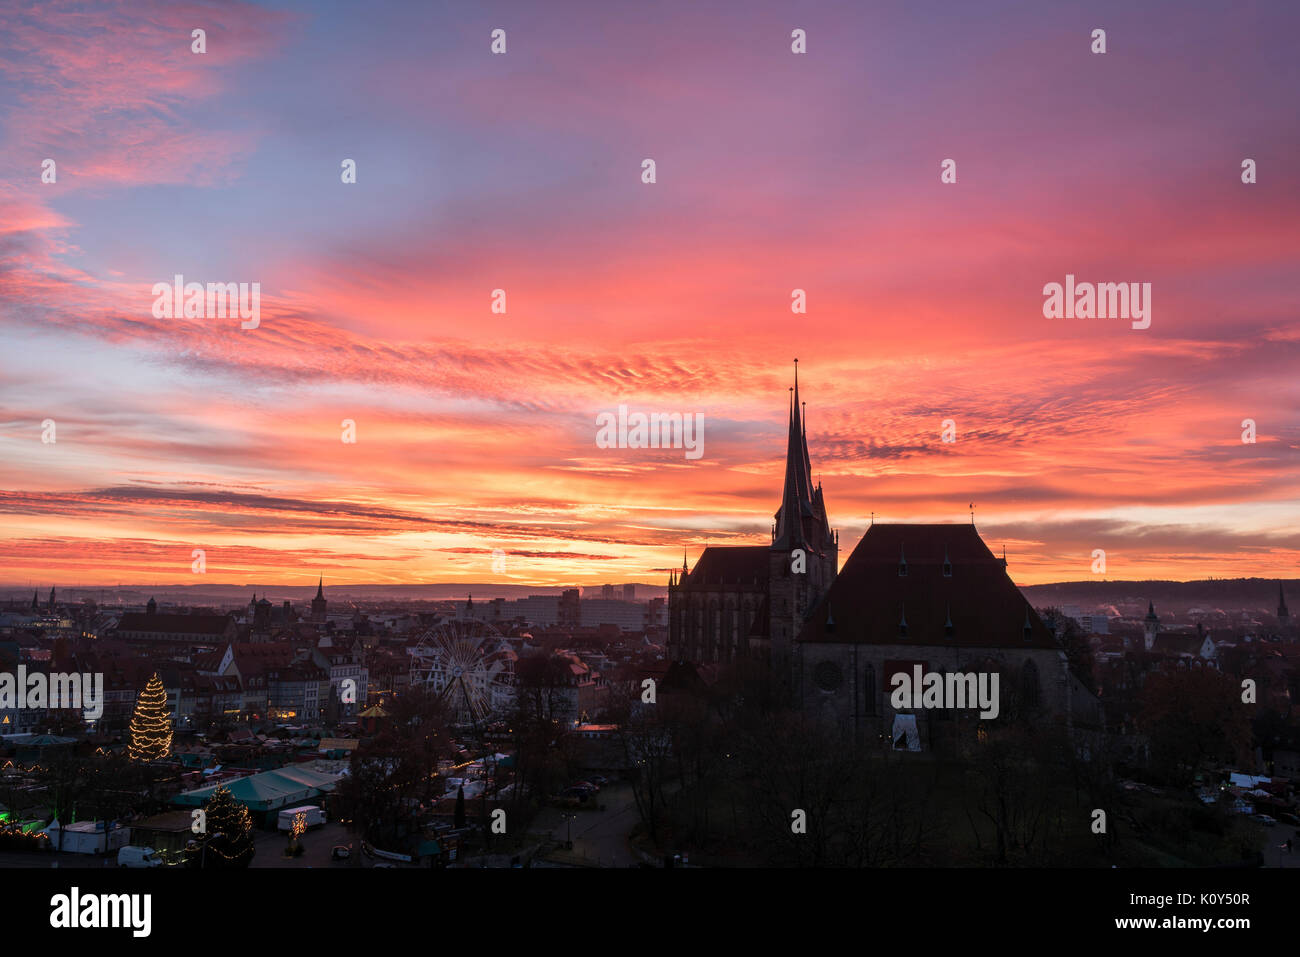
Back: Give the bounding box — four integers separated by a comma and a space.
796, 524, 1058, 649
680, 546, 769, 587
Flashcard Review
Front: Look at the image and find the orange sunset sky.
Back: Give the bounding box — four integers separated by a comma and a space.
1, 0, 1298, 590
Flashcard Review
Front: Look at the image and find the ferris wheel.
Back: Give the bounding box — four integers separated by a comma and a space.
409, 620, 515, 726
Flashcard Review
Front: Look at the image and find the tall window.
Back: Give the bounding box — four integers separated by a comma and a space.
1020, 659, 1041, 710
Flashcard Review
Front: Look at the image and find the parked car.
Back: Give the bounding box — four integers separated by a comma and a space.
590, 775, 609, 787
1276, 812, 1300, 827
572, 781, 599, 792
117, 846, 163, 868
331, 845, 351, 860
1253, 814, 1277, 826
560, 787, 590, 801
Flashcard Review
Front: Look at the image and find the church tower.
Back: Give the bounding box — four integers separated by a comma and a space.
667, 363, 836, 672
311, 578, 328, 623
769, 362, 838, 679
1280, 582, 1291, 633
1143, 600, 1160, 650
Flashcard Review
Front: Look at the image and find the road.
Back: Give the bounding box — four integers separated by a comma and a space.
528, 782, 643, 867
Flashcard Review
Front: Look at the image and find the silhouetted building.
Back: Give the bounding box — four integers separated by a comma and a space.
667, 364, 1098, 743
311, 578, 328, 623
669, 364, 837, 678
1143, 600, 1160, 650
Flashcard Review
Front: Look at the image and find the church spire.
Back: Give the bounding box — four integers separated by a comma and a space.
1280, 581, 1290, 622
316, 576, 324, 600
774, 360, 816, 550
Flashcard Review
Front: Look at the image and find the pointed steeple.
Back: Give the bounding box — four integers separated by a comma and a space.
316, 577, 324, 600
774, 361, 816, 550
1279, 582, 1290, 621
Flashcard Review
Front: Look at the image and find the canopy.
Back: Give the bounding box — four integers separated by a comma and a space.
172, 765, 341, 811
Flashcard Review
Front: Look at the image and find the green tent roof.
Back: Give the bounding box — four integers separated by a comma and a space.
172, 766, 342, 811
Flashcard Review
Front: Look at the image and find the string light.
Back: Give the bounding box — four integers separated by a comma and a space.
128, 673, 172, 762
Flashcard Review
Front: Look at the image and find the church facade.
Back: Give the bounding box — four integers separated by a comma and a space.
667, 369, 1099, 748
667, 368, 837, 675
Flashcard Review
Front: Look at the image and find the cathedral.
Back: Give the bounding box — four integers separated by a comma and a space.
667, 365, 837, 671
668, 367, 1099, 749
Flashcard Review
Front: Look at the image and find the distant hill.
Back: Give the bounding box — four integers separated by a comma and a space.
0, 582, 671, 606
1020, 578, 1296, 617
4, 578, 1290, 618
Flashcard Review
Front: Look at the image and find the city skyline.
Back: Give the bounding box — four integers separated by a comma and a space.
2, 0, 1298, 589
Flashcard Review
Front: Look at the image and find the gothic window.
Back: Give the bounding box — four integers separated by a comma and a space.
1020, 659, 1041, 710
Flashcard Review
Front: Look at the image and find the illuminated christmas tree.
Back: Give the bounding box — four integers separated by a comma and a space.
127, 672, 172, 761
191, 785, 256, 868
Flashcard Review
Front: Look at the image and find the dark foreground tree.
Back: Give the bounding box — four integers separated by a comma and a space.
186, 785, 255, 868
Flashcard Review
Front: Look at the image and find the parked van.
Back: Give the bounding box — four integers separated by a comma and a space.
117, 846, 163, 868
277, 805, 326, 832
